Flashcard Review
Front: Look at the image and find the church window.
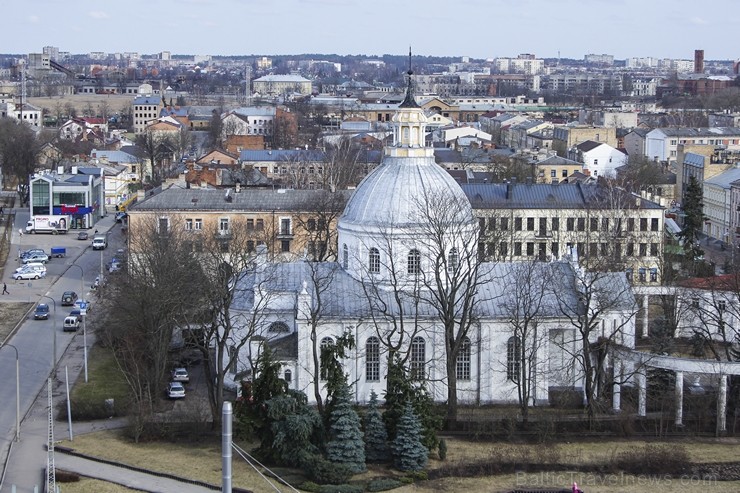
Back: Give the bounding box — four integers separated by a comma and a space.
284, 369, 292, 383
456, 337, 471, 381
366, 337, 380, 382
268, 321, 290, 333
342, 244, 348, 269
228, 346, 237, 374
407, 249, 421, 275
369, 248, 380, 274
507, 336, 521, 382
410, 337, 426, 380
320, 337, 334, 381
447, 248, 458, 274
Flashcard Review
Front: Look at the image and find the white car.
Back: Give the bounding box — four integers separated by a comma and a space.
172, 368, 190, 383
13, 269, 46, 280
15, 263, 46, 275
167, 382, 186, 399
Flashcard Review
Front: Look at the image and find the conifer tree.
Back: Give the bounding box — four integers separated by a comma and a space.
326, 382, 366, 473
363, 390, 390, 463
391, 402, 428, 472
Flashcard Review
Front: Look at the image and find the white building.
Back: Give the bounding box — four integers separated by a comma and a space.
569, 141, 627, 179
228, 74, 637, 406
702, 166, 740, 243
645, 128, 740, 162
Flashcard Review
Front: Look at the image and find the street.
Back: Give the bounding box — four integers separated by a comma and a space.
0, 203, 124, 492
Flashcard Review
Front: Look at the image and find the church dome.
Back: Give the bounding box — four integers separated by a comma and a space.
340, 155, 472, 228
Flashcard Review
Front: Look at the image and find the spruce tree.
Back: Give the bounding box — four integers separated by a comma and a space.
679, 175, 705, 261
391, 402, 428, 472
364, 390, 390, 463
326, 382, 366, 473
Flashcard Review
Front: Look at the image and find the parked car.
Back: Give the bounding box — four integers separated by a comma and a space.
16, 263, 46, 275
109, 259, 122, 273
33, 303, 50, 320
63, 316, 80, 332
115, 212, 128, 223
77, 231, 89, 241
22, 253, 49, 264
21, 248, 45, 258
166, 382, 186, 399
171, 368, 190, 383
61, 291, 78, 306
68, 309, 81, 322
13, 269, 45, 280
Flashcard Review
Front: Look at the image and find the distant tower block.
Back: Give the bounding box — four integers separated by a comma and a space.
694, 49, 704, 73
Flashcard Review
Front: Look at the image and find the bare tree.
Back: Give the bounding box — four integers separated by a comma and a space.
184, 219, 280, 426
411, 189, 490, 420
0, 119, 40, 204
98, 216, 203, 440
499, 261, 553, 422
135, 130, 174, 185
292, 190, 348, 261
321, 137, 363, 192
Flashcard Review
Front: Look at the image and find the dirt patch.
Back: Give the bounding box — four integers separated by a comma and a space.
0, 302, 34, 343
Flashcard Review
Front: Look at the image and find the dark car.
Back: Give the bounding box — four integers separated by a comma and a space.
61, 291, 78, 306
33, 303, 50, 320
115, 212, 128, 223
77, 231, 89, 240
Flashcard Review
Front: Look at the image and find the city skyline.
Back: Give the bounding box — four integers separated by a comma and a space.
3, 0, 739, 61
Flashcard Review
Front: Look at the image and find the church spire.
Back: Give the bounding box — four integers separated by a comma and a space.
399, 47, 419, 109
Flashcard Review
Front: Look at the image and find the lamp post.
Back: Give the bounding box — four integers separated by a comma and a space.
39, 295, 57, 378
68, 264, 88, 382
0, 343, 20, 442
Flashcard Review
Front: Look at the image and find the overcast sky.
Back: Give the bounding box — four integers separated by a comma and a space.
4, 0, 738, 60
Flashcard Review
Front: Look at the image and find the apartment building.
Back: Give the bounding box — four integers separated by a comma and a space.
127, 186, 350, 261
463, 182, 665, 284
552, 125, 618, 158
132, 95, 163, 134
645, 128, 740, 163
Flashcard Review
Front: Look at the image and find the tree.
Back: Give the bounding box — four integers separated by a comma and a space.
500, 262, 553, 423
391, 402, 428, 472
207, 109, 224, 149
292, 189, 348, 262
186, 219, 280, 427
363, 390, 390, 463
98, 217, 204, 441
266, 391, 323, 467
135, 130, 173, 185
326, 382, 366, 473
679, 176, 705, 264
411, 189, 489, 421
0, 119, 40, 202
322, 137, 363, 192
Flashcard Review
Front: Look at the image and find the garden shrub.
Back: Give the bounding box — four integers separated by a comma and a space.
319, 484, 364, 493
367, 478, 403, 492
615, 443, 690, 475
300, 481, 322, 493
438, 438, 447, 461
304, 457, 353, 485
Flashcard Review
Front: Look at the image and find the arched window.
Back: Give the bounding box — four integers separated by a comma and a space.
407, 249, 421, 275
268, 321, 290, 333
369, 247, 380, 274
366, 337, 380, 382
507, 336, 521, 383
320, 336, 334, 381
448, 247, 459, 274
284, 369, 292, 383
456, 337, 471, 381
410, 336, 426, 380
228, 345, 238, 374
342, 244, 349, 270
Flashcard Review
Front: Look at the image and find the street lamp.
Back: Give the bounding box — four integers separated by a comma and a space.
39, 295, 57, 378
68, 264, 88, 383
0, 343, 20, 442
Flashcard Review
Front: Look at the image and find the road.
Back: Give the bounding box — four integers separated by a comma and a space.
0, 203, 124, 492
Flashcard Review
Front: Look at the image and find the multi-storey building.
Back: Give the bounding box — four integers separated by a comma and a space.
552, 125, 618, 158
132, 95, 163, 134
645, 128, 740, 163
463, 182, 665, 284
127, 186, 350, 261
252, 75, 312, 97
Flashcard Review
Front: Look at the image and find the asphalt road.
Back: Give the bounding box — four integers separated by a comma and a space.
0, 203, 124, 491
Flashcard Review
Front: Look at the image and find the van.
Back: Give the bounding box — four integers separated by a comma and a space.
92, 235, 107, 250
63, 316, 80, 332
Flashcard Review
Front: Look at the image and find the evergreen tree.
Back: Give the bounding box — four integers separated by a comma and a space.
383, 356, 441, 451
679, 175, 705, 262
267, 390, 323, 468
363, 390, 390, 463
391, 403, 428, 472
326, 382, 366, 473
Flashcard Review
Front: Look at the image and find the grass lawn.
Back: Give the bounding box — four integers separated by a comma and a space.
69, 345, 131, 416
59, 430, 740, 493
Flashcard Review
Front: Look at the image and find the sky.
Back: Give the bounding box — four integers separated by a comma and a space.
4, 0, 739, 61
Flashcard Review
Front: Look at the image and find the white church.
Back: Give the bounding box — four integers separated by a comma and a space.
227, 72, 637, 407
